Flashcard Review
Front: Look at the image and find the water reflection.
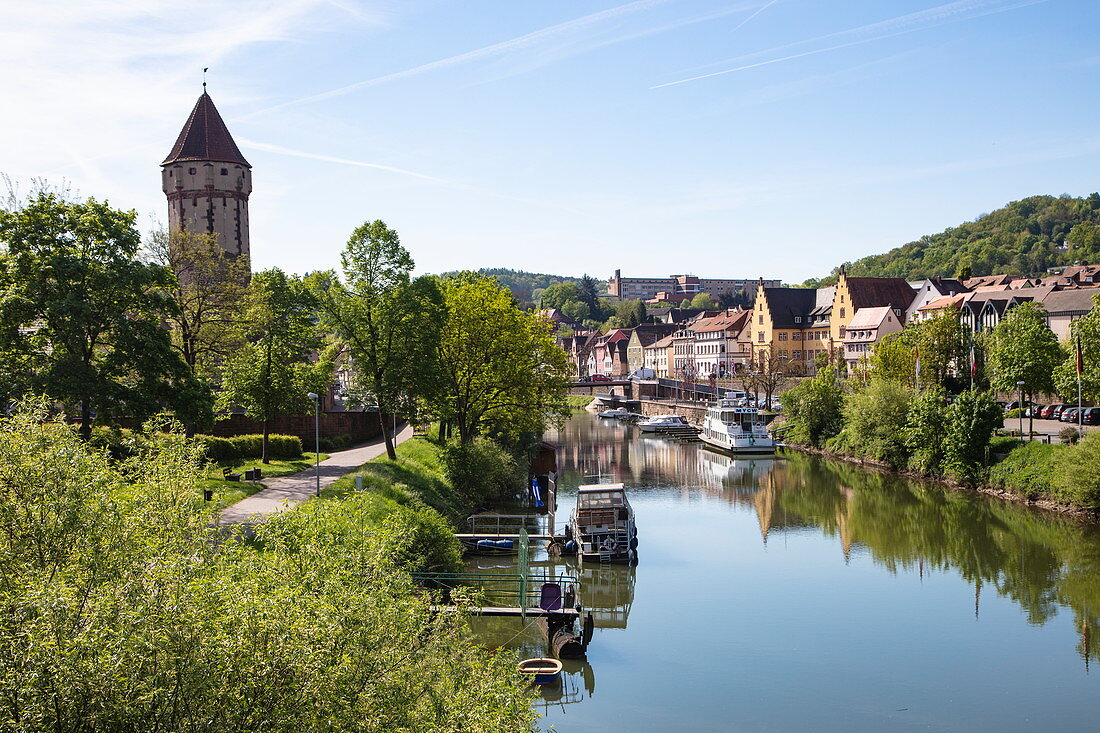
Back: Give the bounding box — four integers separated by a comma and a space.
552, 413, 1100, 667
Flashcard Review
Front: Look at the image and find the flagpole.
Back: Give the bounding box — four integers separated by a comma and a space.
1078, 336, 1084, 433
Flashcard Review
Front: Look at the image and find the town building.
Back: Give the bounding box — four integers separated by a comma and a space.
1041, 289, 1100, 340
842, 306, 904, 371
690, 310, 752, 377
830, 268, 915, 342
607, 270, 780, 303
644, 334, 675, 379
626, 324, 680, 375
906, 277, 967, 322
162, 89, 252, 265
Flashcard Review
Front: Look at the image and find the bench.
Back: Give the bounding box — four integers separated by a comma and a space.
222, 467, 242, 482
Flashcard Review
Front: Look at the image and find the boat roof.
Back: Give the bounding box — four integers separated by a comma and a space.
578, 483, 626, 492
645, 414, 684, 419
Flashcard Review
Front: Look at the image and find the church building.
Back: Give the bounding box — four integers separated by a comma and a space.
161, 90, 252, 268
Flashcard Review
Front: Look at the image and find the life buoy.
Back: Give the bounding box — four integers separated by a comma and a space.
599, 536, 616, 552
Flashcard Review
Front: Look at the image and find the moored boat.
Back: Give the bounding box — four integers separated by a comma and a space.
637, 414, 690, 432
699, 394, 775, 454
517, 657, 563, 685
569, 483, 638, 563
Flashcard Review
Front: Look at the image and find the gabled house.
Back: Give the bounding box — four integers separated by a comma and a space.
626, 324, 680, 375
843, 306, 904, 371
830, 268, 916, 342
906, 277, 968, 322
690, 310, 751, 377
644, 334, 675, 379
1039, 289, 1100, 340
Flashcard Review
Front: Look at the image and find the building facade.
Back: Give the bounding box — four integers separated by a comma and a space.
607, 270, 780, 303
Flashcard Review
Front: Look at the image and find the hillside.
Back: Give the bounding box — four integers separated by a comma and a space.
805, 193, 1100, 286
437, 268, 603, 304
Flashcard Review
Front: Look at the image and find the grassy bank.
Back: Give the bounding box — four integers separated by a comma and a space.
567, 394, 595, 409
320, 436, 467, 521
201, 453, 327, 510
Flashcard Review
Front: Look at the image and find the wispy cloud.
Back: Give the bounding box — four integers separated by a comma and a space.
729, 0, 784, 34
651, 0, 1052, 89
236, 0, 679, 120
238, 138, 454, 184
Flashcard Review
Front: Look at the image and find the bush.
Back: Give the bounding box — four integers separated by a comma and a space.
440, 437, 526, 509
1004, 407, 1024, 419
193, 434, 240, 462
1054, 432, 1100, 509
319, 433, 353, 453
226, 434, 303, 460
987, 441, 1061, 499
943, 389, 1003, 485
988, 435, 1025, 456
781, 365, 845, 448
904, 387, 949, 475
89, 426, 146, 460
835, 378, 912, 467
1060, 427, 1081, 445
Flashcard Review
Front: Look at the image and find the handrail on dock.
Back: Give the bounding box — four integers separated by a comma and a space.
410, 571, 580, 610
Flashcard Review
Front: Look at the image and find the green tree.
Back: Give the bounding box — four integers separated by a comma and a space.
690, 292, 719, 310
985, 302, 1064, 434
0, 194, 210, 438
839, 378, 913, 467
434, 272, 571, 443
578, 273, 602, 314
311, 220, 443, 460
218, 269, 332, 463
538, 281, 582, 311
871, 307, 967, 390
781, 363, 845, 447
943, 388, 1002, 484
1054, 293, 1100, 402
904, 386, 950, 474
0, 402, 536, 731
146, 228, 248, 378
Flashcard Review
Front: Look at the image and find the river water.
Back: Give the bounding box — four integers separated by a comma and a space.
470, 412, 1100, 732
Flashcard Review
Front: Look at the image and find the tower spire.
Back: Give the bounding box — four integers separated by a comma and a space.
203, 67, 208, 92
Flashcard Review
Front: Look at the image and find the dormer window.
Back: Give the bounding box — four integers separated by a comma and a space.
794, 316, 801, 323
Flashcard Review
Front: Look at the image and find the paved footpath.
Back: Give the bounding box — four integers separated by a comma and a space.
217, 425, 413, 526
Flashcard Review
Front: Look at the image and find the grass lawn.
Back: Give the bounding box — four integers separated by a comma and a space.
567, 394, 595, 409
321, 436, 466, 521
201, 453, 328, 511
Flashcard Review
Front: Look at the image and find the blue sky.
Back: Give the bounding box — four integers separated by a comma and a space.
4, 0, 1098, 283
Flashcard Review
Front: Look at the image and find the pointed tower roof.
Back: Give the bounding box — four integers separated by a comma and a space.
162, 92, 250, 167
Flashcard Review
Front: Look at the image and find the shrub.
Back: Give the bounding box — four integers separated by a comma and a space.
1004, 407, 1024, 419
781, 364, 845, 448
89, 426, 146, 460
904, 387, 950, 475
988, 435, 1025, 457
1060, 427, 1081, 445
440, 437, 526, 509
193, 434, 240, 462
943, 389, 1002, 485
319, 433, 353, 453
836, 378, 912, 467
1053, 432, 1100, 509
987, 441, 1061, 499
226, 434, 303, 460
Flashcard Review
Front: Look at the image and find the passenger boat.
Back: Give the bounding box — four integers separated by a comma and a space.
569, 483, 638, 563
699, 394, 775, 454
637, 414, 690, 432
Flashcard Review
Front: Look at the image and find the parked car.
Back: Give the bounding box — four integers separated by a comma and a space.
1080, 407, 1100, 426
589, 374, 612, 382
1049, 404, 1068, 420
1040, 404, 1060, 419
1026, 404, 1046, 418
1060, 407, 1081, 423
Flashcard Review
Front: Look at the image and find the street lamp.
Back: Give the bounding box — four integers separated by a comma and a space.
1016, 380, 1025, 439
307, 392, 320, 496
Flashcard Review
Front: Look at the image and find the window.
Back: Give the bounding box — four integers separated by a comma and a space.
757, 332, 764, 343
758, 314, 764, 325
221, 168, 228, 175
188, 167, 196, 175
794, 316, 801, 323
779, 350, 788, 358
778, 333, 788, 341
840, 308, 846, 318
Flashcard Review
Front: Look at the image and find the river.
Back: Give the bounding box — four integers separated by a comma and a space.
470, 412, 1100, 732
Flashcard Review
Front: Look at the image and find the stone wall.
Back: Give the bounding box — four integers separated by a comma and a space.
209, 411, 384, 444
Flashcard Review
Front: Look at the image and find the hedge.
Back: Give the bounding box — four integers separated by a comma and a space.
193, 434, 304, 462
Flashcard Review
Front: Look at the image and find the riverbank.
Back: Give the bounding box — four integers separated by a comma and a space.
779, 439, 1098, 519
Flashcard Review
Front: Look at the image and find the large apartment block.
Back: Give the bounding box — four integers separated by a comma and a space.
607, 270, 781, 303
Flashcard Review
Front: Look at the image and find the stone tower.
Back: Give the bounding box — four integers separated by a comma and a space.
161, 91, 252, 265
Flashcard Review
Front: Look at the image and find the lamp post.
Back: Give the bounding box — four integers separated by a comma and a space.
1016, 381, 1025, 439
307, 392, 320, 496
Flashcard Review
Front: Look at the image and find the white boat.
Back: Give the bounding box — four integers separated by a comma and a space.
637, 414, 690, 432
598, 408, 631, 418
699, 394, 775, 454
568, 483, 637, 564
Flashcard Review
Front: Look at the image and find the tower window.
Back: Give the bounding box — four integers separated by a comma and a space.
189, 167, 196, 175
221, 168, 228, 175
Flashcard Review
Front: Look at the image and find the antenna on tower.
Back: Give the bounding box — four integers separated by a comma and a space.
203, 67, 209, 92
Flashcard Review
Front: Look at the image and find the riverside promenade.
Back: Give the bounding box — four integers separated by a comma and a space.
217, 425, 414, 526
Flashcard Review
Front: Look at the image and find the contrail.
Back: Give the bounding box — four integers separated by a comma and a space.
730, 0, 783, 34
236, 0, 672, 120
651, 0, 1052, 89
238, 138, 454, 184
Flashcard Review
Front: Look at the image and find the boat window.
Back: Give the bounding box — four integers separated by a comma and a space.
578, 492, 624, 507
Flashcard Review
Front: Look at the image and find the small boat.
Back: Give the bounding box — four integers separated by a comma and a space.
517, 657, 563, 686
459, 537, 517, 554
598, 408, 631, 419
569, 483, 637, 563
637, 414, 690, 432
699, 393, 776, 454
615, 411, 645, 422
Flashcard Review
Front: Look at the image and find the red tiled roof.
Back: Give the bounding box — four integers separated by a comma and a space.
163, 92, 251, 167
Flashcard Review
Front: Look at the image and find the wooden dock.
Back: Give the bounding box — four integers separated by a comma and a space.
454, 533, 558, 541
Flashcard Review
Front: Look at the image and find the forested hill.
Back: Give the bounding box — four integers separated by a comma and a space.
437, 268, 604, 305
805, 193, 1100, 286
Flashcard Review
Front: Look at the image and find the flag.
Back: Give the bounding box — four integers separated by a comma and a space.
969, 339, 977, 378
1077, 336, 1084, 376
915, 345, 920, 375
